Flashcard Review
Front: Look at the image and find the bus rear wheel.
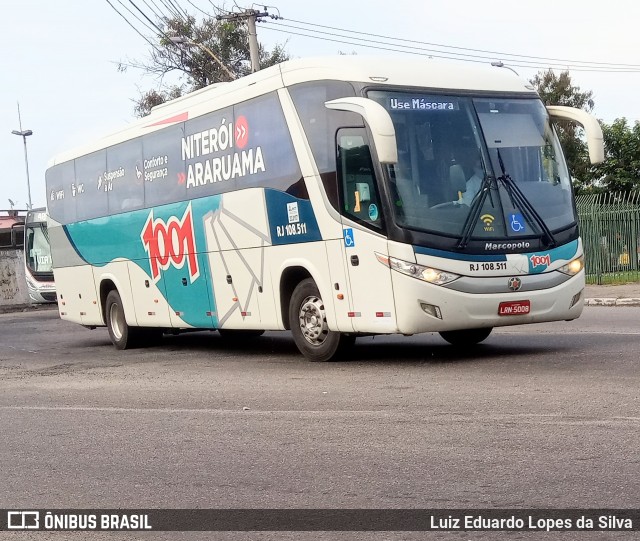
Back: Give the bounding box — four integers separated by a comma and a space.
439, 327, 493, 346
289, 278, 354, 362
105, 289, 142, 349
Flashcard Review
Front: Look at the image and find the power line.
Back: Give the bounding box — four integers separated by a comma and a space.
166, 0, 191, 20
139, 0, 165, 21
149, 0, 195, 28
145, 0, 166, 15
279, 17, 640, 70
103, 0, 162, 53
156, 0, 185, 20
206, 0, 224, 16
106, 0, 238, 91
184, 0, 212, 17
259, 24, 490, 64
117, 0, 162, 35
128, 0, 175, 37
114, 0, 219, 85
109, 0, 640, 73
259, 20, 640, 73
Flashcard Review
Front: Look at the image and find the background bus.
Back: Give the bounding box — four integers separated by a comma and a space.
24, 208, 57, 303
45, 56, 603, 361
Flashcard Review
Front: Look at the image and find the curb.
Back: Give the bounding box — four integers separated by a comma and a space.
584, 298, 640, 307
0, 304, 58, 315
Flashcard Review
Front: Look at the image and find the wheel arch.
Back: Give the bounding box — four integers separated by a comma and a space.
279, 266, 313, 330
99, 279, 117, 325
96, 268, 138, 327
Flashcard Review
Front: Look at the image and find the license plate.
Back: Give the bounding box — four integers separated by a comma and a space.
498, 300, 531, 316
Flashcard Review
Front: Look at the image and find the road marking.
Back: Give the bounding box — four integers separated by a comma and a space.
0, 406, 638, 425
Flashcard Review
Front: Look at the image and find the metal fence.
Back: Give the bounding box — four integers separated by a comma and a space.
576, 191, 640, 284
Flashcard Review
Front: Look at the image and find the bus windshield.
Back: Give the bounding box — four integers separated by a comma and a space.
26, 222, 53, 275
368, 91, 574, 241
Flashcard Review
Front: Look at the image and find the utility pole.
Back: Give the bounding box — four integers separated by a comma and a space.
217, 8, 279, 73
245, 12, 261, 73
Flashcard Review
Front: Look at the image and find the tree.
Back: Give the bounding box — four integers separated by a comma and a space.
591, 118, 640, 191
530, 69, 595, 192
123, 12, 289, 117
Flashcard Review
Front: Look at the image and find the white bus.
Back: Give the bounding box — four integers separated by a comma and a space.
46, 56, 604, 361
24, 208, 57, 303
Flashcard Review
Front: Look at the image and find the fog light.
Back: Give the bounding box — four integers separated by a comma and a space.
420, 302, 442, 319
570, 290, 583, 308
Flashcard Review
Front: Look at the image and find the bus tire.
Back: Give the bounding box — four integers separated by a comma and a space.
439, 327, 493, 346
105, 289, 141, 350
289, 278, 352, 362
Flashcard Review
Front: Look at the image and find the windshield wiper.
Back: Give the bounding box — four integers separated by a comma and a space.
496, 150, 556, 249
456, 174, 494, 249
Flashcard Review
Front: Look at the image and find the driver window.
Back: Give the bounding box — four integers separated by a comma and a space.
336, 128, 383, 230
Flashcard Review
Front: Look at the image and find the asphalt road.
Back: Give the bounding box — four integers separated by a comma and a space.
0, 307, 639, 540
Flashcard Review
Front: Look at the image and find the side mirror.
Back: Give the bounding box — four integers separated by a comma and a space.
546, 105, 604, 164
325, 97, 398, 164
11, 223, 25, 248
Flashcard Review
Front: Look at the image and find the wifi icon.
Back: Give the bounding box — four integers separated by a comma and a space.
481, 214, 495, 225
481, 214, 495, 231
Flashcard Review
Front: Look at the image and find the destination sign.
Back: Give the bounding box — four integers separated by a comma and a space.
389, 97, 459, 111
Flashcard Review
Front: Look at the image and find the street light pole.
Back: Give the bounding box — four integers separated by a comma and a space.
491, 61, 520, 76
11, 103, 33, 209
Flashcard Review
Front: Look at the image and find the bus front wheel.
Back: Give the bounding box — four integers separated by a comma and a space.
439, 327, 493, 346
105, 289, 141, 350
289, 278, 354, 362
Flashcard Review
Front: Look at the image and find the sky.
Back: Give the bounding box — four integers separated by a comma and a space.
3, 0, 640, 210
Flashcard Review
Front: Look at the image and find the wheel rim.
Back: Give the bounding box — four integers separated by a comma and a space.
109, 302, 123, 341
298, 295, 329, 346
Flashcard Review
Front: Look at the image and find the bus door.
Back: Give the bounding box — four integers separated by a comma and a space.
336, 129, 396, 333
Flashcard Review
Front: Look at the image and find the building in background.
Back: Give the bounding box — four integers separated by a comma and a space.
0, 209, 30, 307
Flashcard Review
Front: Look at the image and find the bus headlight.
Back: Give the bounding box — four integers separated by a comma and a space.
375, 253, 460, 285
559, 255, 584, 276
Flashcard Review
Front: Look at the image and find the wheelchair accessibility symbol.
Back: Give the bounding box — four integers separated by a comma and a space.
509, 213, 525, 233
343, 228, 355, 248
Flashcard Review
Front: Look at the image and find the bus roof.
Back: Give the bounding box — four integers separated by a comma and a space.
48, 56, 535, 167
25, 207, 48, 224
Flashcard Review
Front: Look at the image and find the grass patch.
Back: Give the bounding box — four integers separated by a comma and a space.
586, 270, 640, 285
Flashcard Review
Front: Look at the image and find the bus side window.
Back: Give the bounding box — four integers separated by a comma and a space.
336, 128, 383, 229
